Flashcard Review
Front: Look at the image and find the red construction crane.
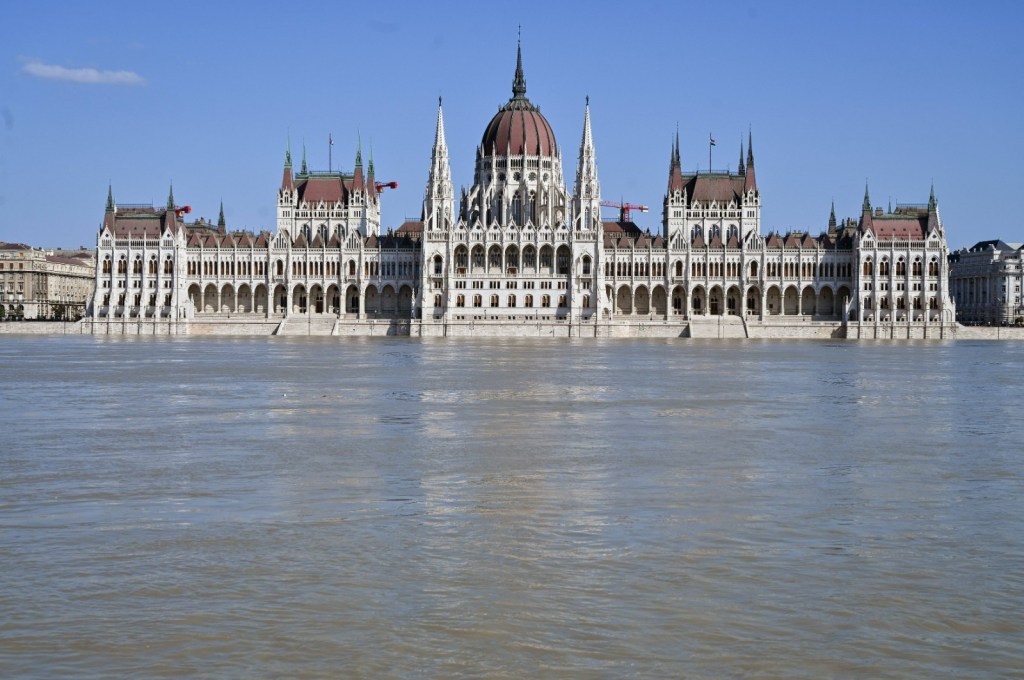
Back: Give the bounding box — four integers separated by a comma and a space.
600, 200, 648, 223
375, 180, 398, 193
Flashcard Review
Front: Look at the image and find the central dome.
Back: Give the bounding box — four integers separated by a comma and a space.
480, 44, 557, 157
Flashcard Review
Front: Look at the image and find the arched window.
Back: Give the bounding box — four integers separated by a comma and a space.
896, 258, 906, 276
863, 259, 873, 276
508, 295, 516, 308
582, 256, 592, 275
433, 255, 443, 275
749, 261, 759, 277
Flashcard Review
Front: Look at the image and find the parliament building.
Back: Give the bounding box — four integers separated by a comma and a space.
89, 44, 955, 338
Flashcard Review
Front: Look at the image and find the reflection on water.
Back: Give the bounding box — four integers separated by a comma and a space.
1, 336, 1023, 678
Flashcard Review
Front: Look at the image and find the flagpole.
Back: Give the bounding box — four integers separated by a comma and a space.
329, 134, 333, 173
709, 133, 712, 175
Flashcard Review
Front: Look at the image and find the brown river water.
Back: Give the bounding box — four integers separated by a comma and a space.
1, 336, 1022, 678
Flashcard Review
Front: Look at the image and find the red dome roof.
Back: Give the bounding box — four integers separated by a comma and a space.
479, 43, 556, 157
481, 103, 556, 157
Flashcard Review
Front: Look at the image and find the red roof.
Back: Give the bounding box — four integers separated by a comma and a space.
682, 174, 746, 204
481, 102, 556, 157
870, 216, 926, 241
298, 176, 347, 204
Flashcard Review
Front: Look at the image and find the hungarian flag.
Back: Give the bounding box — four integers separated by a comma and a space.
709, 134, 716, 146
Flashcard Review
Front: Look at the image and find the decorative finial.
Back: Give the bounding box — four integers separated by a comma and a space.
355, 132, 362, 167
512, 31, 527, 99
285, 133, 292, 167
301, 142, 308, 174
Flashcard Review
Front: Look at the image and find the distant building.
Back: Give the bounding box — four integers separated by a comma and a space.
949, 240, 1024, 325
89, 43, 956, 335
0, 242, 94, 320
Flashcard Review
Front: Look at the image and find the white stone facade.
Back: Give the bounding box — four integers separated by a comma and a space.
89, 46, 956, 335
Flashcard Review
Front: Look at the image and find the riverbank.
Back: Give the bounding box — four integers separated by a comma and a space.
4, 317, 1018, 339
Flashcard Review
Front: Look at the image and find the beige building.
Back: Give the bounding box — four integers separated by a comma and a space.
0, 242, 95, 320
949, 240, 1024, 325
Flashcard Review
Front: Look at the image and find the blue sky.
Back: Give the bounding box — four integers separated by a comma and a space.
1, 1, 1021, 250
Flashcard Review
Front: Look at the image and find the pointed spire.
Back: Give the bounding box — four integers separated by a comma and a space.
300, 143, 308, 174
355, 133, 363, 168
433, 96, 448, 154
668, 128, 684, 193
743, 128, 757, 193
106, 183, 114, 212
738, 137, 745, 175
887, 198, 892, 214
218, 201, 225, 229
285, 135, 292, 167
927, 183, 940, 232
862, 182, 871, 212
167, 182, 175, 210
512, 31, 527, 99
828, 200, 837, 230
368, 141, 375, 176
574, 97, 599, 199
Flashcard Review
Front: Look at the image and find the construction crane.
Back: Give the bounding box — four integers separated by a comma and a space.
600, 200, 648, 223
375, 181, 398, 193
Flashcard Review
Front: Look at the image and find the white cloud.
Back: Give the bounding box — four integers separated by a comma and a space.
20, 59, 145, 85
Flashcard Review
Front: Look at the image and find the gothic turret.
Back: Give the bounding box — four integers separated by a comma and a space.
281, 139, 294, 190
743, 129, 757, 193
423, 97, 454, 231
573, 97, 601, 231
860, 183, 873, 230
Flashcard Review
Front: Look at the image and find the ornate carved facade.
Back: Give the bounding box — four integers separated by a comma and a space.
90, 44, 955, 333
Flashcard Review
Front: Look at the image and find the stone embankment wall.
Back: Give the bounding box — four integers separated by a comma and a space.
5, 318, 1017, 340
955, 325, 1024, 340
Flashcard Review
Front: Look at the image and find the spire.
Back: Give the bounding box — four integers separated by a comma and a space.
300, 143, 308, 174
368, 141, 375, 177
738, 137, 745, 175
862, 183, 871, 212
860, 182, 873, 230
167, 183, 174, 210
281, 138, 295, 190
217, 201, 225, 229
927, 183, 940, 232
668, 128, 684, 193
743, 128, 757, 193
105, 183, 114, 212
887, 198, 892, 214
424, 97, 453, 230
512, 31, 527, 99
828, 200, 837, 230
574, 97, 599, 199
433, 96, 448, 155
355, 133, 363, 168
